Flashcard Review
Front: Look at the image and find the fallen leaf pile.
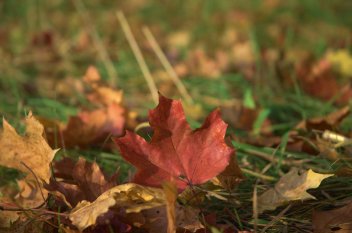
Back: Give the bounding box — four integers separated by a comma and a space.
41, 66, 127, 149
0, 95, 243, 233
3, 85, 351, 232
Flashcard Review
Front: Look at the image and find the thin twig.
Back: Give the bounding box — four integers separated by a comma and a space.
253, 182, 258, 233
20, 162, 46, 202
73, 0, 118, 86
142, 26, 193, 105
116, 11, 158, 104
243, 148, 310, 166
260, 204, 292, 233
241, 168, 276, 181
0, 200, 46, 211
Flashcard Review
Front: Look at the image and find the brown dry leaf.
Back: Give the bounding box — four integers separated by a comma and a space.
186, 48, 222, 78
295, 106, 350, 131
83, 65, 101, 84
257, 168, 333, 213
83, 65, 123, 106
0, 176, 48, 228
230, 41, 255, 79
42, 66, 126, 148
213, 151, 244, 190
44, 103, 125, 148
174, 205, 203, 232
288, 107, 350, 154
0, 185, 22, 227
316, 137, 340, 161
139, 204, 203, 233
313, 202, 352, 233
297, 58, 338, 101
0, 112, 58, 182
45, 157, 117, 207
87, 86, 123, 106
296, 58, 352, 104
69, 183, 166, 232
0, 181, 48, 228
15, 179, 48, 209
221, 105, 272, 135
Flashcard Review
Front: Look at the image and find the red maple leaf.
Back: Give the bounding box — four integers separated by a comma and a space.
115, 94, 233, 190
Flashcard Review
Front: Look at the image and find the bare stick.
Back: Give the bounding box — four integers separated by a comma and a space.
260, 204, 292, 233
142, 27, 193, 105
116, 11, 158, 104
73, 0, 118, 86
252, 183, 258, 233
241, 167, 276, 181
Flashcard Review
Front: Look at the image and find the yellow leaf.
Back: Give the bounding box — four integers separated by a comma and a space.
257, 168, 333, 213
0, 112, 58, 182
69, 183, 166, 232
326, 50, 352, 77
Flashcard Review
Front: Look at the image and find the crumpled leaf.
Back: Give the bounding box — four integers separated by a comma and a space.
288, 106, 350, 154
43, 103, 125, 148
137, 204, 203, 233
312, 201, 352, 233
0, 112, 58, 182
115, 94, 234, 190
295, 106, 350, 132
69, 183, 166, 232
83, 66, 124, 106
221, 105, 272, 136
296, 58, 352, 104
45, 157, 117, 207
257, 168, 333, 213
15, 179, 47, 209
